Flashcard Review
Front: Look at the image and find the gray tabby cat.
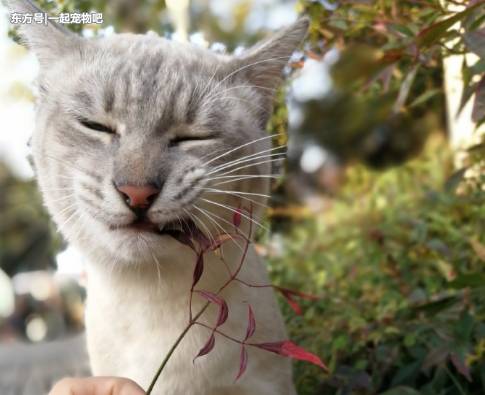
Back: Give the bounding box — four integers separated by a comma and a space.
7, 1, 309, 394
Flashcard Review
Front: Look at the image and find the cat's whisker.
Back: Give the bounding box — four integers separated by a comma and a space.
45, 155, 96, 176
201, 188, 270, 210
202, 188, 272, 200
56, 202, 79, 217
201, 198, 269, 232
49, 194, 76, 204
70, 211, 89, 246
139, 235, 163, 289
42, 189, 76, 203
194, 205, 235, 236
210, 158, 286, 178
202, 133, 283, 167
199, 62, 224, 100
184, 208, 216, 247
207, 55, 294, 100
206, 174, 278, 181
55, 175, 80, 181
193, 205, 245, 253
192, 205, 225, 235
202, 192, 270, 211
207, 152, 286, 176
207, 144, 286, 173
199, 145, 232, 163
211, 175, 279, 187
204, 95, 269, 115
205, 84, 277, 104
133, 236, 143, 284
56, 208, 81, 234
41, 187, 76, 193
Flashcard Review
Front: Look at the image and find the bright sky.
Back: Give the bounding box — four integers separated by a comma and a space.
0, 3, 37, 179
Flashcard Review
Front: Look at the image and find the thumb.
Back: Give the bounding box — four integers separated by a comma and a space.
49, 377, 146, 395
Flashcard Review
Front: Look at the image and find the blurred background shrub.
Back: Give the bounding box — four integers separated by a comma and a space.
0, 0, 484, 394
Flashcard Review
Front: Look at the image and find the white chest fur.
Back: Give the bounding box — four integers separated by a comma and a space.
84, 244, 296, 395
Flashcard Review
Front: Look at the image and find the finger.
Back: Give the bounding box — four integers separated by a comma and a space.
49, 377, 146, 395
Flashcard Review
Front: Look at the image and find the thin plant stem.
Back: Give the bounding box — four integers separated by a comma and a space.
146, 206, 254, 394
146, 302, 210, 394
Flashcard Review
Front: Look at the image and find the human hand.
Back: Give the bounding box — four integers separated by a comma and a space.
49, 377, 145, 395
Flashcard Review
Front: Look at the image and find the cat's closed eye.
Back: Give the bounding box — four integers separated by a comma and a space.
169, 134, 217, 147
79, 118, 116, 134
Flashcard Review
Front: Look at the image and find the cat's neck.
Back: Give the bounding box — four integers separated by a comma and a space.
83, 241, 248, 302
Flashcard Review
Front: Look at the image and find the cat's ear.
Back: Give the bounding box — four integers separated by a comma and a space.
6, 0, 81, 67
232, 17, 309, 99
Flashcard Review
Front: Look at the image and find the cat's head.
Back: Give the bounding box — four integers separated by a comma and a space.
8, 0, 308, 265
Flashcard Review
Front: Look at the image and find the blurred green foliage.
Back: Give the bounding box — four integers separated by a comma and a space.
3, 0, 485, 393
270, 136, 485, 394
292, 0, 485, 168
268, 1, 485, 393
0, 162, 61, 276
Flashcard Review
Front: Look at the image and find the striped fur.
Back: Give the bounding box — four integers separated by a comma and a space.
8, 1, 309, 393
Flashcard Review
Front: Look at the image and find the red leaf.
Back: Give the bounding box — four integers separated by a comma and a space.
275, 287, 319, 316
192, 253, 204, 289
196, 291, 229, 327
233, 209, 242, 228
252, 341, 328, 371
235, 346, 248, 381
281, 288, 320, 301
168, 230, 196, 251
193, 334, 215, 362
210, 234, 234, 251
244, 305, 256, 341
284, 293, 302, 315
181, 220, 211, 250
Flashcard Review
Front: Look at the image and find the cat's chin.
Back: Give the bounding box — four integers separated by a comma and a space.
72, 216, 195, 267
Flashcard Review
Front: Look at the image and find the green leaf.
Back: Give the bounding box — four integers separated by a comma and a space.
469, 59, 485, 76
409, 89, 442, 108
411, 296, 460, 316
391, 360, 422, 386
380, 386, 421, 395
417, 3, 485, 48
390, 24, 416, 38
458, 79, 480, 116
472, 75, 485, 123
449, 273, 485, 289
465, 29, 485, 59
422, 347, 449, 371
444, 168, 468, 193
467, 142, 485, 155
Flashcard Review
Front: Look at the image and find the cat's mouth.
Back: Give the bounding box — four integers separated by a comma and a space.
115, 218, 190, 237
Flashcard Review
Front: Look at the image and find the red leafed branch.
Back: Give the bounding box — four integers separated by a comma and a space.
195, 290, 229, 327
146, 205, 326, 394
251, 341, 328, 371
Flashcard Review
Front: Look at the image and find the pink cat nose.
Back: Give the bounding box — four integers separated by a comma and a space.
116, 184, 160, 209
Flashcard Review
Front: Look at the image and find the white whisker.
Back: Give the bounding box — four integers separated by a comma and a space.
207, 153, 286, 176
193, 205, 244, 253
201, 198, 269, 232
207, 55, 294, 100
208, 144, 286, 173
185, 208, 216, 247
212, 158, 286, 178
202, 188, 272, 200
211, 175, 279, 187
202, 133, 282, 167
